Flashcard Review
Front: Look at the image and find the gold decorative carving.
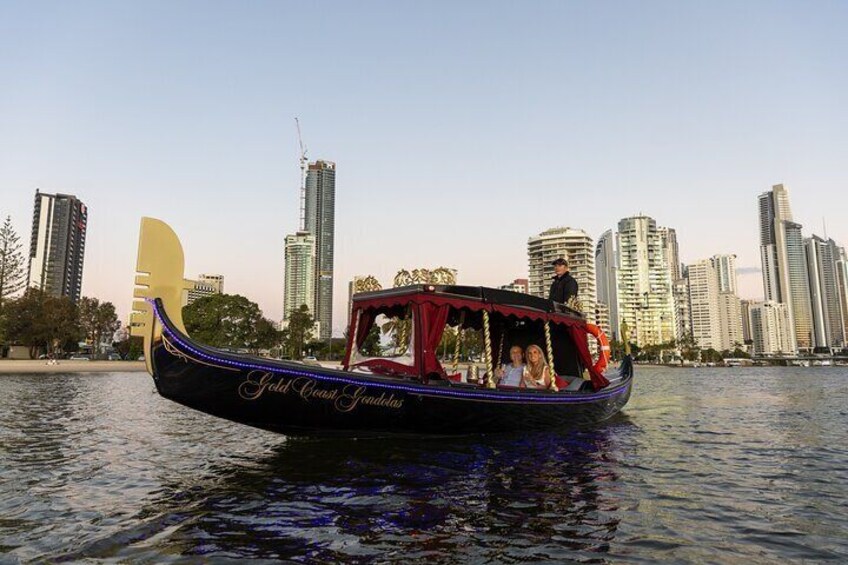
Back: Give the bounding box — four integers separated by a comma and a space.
353, 275, 382, 294
393, 267, 457, 287
566, 296, 584, 314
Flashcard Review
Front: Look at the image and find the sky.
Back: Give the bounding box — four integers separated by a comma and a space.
1, 1, 846, 335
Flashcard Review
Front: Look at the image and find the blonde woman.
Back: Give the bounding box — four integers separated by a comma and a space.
523, 344, 553, 389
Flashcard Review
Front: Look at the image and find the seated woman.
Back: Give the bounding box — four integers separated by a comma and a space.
523, 344, 553, 389
495, 345, 526, 387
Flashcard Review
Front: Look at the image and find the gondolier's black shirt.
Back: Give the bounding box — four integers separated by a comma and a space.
549, 272, 578, 304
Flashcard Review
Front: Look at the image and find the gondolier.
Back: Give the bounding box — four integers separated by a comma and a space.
549, 258, 578, 305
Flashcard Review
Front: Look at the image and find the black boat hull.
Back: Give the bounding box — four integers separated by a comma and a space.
149, 301, 633, 436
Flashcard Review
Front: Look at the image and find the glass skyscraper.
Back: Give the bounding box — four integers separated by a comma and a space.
304, 160, 336, 340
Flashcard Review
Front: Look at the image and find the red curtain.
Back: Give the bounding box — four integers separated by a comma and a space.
568, 325, 610, 390
418, 302, 451, 377
355, 309, 375, 350
343, 308, 376, 367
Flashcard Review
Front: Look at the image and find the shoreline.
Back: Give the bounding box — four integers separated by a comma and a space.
0, 360, 148, 374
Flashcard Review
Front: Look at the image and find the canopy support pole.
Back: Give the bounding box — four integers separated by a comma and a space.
451, 310, 465, 374
483, 311, 495, 388
544, 321, 559, 392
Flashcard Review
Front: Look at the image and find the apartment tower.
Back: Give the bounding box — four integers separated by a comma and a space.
528, 227, 596, 322
615, 215, 677, 346
27, 190, 88, 302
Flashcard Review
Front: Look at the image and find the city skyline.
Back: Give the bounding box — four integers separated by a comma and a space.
1, 2, 846, 334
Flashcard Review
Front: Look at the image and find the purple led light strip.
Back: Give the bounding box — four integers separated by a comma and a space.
150, 300, 629, 405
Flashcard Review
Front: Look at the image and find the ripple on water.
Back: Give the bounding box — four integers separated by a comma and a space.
0, 369, 847, 563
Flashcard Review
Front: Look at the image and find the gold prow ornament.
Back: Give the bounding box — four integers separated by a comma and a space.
130, 218, 195, 375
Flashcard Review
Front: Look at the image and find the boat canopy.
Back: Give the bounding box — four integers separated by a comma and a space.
343, 285, 610, 390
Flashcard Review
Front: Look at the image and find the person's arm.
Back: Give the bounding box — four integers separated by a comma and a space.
521, 367, 534, 388
542, 366, 553, 388
566, 277, 578, 298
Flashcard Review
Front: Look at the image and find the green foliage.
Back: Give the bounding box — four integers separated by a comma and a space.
307, 337, 348, 360
358, 325, 381, 357
183, 293, 279, 353
3, 289, 81, 357
728, 347, 751, 359
283, 304, 315, 359
701, 348, 723, 363
78, 297, 120, 358
634, 340, 677, 363
0, 215, 26, 311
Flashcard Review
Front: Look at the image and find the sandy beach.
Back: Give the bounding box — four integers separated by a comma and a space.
0, 360, 147, 374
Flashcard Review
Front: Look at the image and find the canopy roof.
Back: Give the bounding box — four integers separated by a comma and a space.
351, 285, 586, 327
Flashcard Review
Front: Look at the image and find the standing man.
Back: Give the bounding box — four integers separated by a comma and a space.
548, 258, 578, 305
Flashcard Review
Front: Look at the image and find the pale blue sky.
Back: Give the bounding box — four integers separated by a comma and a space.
1, 1, 846, 334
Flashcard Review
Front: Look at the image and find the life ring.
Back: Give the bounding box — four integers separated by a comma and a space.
586, 323, 611, 374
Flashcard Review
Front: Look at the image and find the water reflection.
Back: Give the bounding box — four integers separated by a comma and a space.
66, 420, 634, 563
3, 371, 847, 563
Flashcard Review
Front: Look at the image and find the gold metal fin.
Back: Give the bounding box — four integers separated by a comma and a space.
130, 218, 194, 374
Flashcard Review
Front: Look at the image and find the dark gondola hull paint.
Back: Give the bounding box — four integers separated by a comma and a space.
150, 300, 633, 436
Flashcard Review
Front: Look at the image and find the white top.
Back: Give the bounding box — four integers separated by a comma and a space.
499, 364, 525, 387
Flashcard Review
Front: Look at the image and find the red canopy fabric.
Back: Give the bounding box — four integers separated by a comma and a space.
345, 288, 610, 390
568, 324, 610, 390
418, 302, 451, 377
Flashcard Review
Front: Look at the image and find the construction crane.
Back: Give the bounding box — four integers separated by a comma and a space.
295, 117, 308, 231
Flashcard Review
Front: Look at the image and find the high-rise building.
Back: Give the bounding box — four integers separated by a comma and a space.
658, 226, 682, 282
528, 227, 595, 322
595, 229, 619, 339
595, 301, 611, 340
758, 184, 809, 352
687, 256, 743, 352
673, 275, 692, 342
27, 190, 88, 302
740, 299, 753, 344
785, 221, 813, 351
283, 231, 316, 321
616, 216, 677, 346
499, 279, 529, 294
718, 291, 744, 351
184, 274, 225, 306
805, 236, 846, 351
836, 247, 848, 350
749, 301, 793, 356
687, 260, 721, 350
713, 254, 738, 294
304, 160, 336, 339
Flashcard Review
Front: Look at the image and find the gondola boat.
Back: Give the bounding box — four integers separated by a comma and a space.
131, 218, 633, 436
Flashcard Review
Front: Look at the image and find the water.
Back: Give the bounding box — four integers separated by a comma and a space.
1, 367, 847, 563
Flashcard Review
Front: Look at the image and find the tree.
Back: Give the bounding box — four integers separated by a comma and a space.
0, 215, 26, 346
183, 293, 278, 352
78, 297, 120, 358
283, 304, 315, 359
0, 215, 26, 310
4, 289, 81, 357
248, 316, 280, 354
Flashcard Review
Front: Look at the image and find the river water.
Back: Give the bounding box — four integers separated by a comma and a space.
1, 367, 846, 563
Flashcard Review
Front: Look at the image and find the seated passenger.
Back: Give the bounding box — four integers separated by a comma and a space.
523, 344, 553, 389
495, 346, 525, 387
